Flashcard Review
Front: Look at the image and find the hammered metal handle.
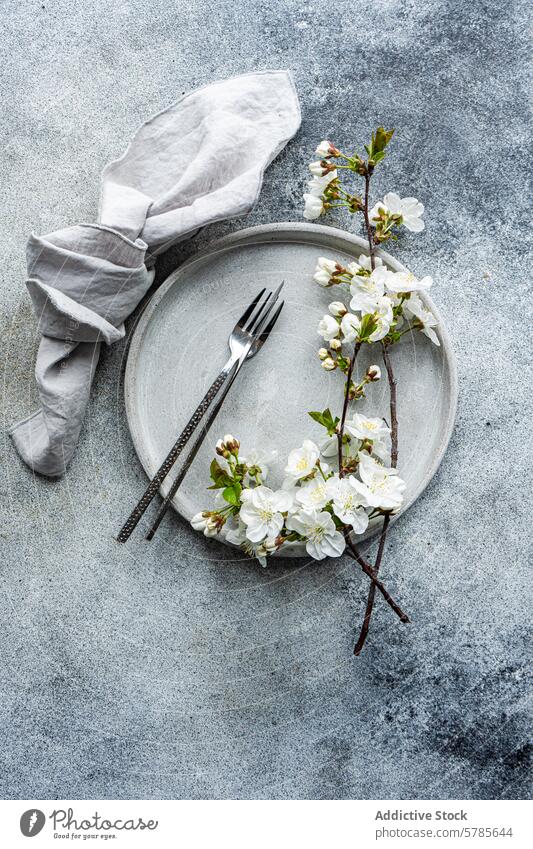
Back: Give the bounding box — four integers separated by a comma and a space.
117, 366, 231, 543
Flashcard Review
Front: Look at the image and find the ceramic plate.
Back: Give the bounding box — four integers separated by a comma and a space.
124, 223, 457, 554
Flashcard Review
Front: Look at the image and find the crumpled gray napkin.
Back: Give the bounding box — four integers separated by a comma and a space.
10, 71, 301, 477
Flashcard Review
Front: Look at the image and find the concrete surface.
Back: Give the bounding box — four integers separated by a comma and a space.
1, 0, 531, 800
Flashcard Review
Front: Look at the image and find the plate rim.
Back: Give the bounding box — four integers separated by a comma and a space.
124, 221, 458, 550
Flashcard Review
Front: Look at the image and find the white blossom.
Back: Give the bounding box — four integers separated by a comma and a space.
345, 413, 390, 443
279, 478, 300, 514
345, 414, 390, 462
239, 486, 293, 543
285, 439, 320, 480
404, 294, 440, 345
295, 476, 333, 511
240, 446, 278, 483
317, 313, 340, 341
303, 167, 337, 220
349, 265, 389, 314
287, 509, 346, 560
307, 171, 337, 195
367, 364, 381, 381
370, 192, 425, 233
253, 536, 279, 567
321, 357, 336, 371
328, 301, 347, 317
346, 260, 362, 276
340, 312, 361, 343
357, 253, 384, 272
191, 512, 208, 531
191, 512, 218, 537
313, 256, 339, 286
315, 140, 335, 158
368, 296, 394, 342
386, 270, 433, 294
309, 160, 327, 176
326, 475, 369, 532
303, 193, 324, 220
351, 452, 406, 512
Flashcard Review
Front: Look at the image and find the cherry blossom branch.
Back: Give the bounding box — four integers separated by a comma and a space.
363, 171, 376, 271
337, 342, 361, 474
354, 342, 399, 655
345, 531, 409, 623
383, 343, 398, 466
334, 300, 408, 629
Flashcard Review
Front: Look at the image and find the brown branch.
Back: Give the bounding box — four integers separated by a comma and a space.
382, 343, 398, 466
363, 171, 376, 271
337, 342, 361, 476
354, 342, 399, 655
333, 290, 408, 630
345, 531, 409, 623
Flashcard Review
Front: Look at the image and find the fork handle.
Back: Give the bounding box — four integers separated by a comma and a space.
145, 357, 244, 540
116, 359, 237, 543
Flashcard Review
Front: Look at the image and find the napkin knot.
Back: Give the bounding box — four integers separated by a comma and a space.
10, 71, 301, 476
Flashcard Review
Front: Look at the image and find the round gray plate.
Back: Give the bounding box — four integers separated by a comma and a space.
125, 222, 457, 554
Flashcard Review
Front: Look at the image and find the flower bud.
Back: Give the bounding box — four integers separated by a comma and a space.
315, 140, 340, 158
191, 511, 208, 531
224, 434, 240, 455
330, 338, 342, 351
216, 439, 229, 458
309, 160, 332, 177
367, 364, 381, 381
204, 516, 219, 537
321, 357, 336, 371
318, 347, 329, 360
328, 301, 347, 317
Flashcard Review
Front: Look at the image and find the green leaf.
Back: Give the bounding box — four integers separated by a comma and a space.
210, 458, 222, 480
366, 127, 395, 162
308, 408, 339, 436
358, 313, 378, 342
373, 126, 395, 154
209, 458, 233, 489
222, 485, 241, 506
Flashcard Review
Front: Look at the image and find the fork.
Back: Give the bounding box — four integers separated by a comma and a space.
144, 296, 284, 540
116, 284, 284, 543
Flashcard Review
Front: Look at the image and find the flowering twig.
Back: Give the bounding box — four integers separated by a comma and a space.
363, 172, 376, 271
337, 342, 361, 474
304, 129, 435, 652
334, 339, 408, 625
328, 158, 406, 649
192, 129, 440, 658
354, 344, 398, 653
345, 533, 409, 623
382, 344, 398, 466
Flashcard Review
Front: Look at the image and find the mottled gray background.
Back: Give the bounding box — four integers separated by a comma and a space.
1, 0, 531, 800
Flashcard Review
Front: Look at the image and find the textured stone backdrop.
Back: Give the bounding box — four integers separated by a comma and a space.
0, 0, 531, 799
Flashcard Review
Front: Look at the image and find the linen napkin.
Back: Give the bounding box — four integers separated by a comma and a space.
10, 71, 301, 477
